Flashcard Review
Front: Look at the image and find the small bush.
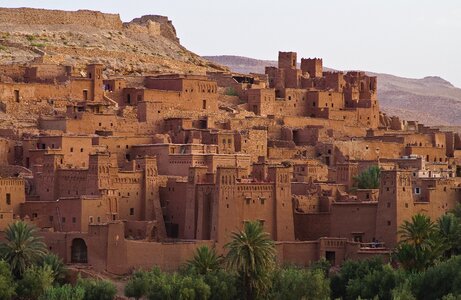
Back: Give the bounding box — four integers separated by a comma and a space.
77, 278, 117, 300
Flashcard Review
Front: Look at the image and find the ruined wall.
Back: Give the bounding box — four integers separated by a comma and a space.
0, 8, 123, 29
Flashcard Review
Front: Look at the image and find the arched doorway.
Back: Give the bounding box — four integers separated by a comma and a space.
71, 238, 88, 263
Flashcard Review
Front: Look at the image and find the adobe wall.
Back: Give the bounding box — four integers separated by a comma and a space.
123, 240, 213, 272
0, 138, 10, 165
0, 8, 123, 30
330, 202, 378, 243
0, 178, 25, 230
294, 213, 330, 240
275, 241, 319, 267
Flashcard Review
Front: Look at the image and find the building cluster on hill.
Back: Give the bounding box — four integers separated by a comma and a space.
0, 51, 460, 274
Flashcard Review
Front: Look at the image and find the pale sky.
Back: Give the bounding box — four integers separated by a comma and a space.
2, 1, 461, 87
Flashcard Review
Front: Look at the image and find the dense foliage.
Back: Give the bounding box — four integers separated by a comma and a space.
353, 165, 381, 189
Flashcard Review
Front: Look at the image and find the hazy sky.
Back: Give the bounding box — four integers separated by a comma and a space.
3, 1, 461, 87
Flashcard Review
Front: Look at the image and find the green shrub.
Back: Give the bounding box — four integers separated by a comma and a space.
16, 265, 54, 300
271, 266, 330, 300
77, 278, 117, 300
0, 260, 16, 300
39, 284, 85, 300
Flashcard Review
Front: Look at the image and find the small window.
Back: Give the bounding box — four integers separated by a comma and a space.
62, 217, 66, 223
387, 221, 391, 226
130, 208, 134, 215
89, 216, 94, 223
97, 216, 101, 223
72, 217, 76, 223
14, 90, 20, 102
70, 147, 74, 152
80, 148, 84, 152
415, 187, 421, 194
6, 193, 11, 205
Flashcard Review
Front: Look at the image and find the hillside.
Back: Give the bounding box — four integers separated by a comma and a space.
0, 7, 226, 76
204, 55, 461, 126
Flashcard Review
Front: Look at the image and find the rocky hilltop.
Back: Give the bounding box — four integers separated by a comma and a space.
205, 55, 461, 126
0, 7, 226, 75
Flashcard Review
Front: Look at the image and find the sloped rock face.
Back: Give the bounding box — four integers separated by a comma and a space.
0, 7, 226, 76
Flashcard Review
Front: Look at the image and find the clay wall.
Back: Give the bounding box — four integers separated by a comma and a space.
160, 180, 188, 238
113, 172, 145, 220
93, 136, 154, 166
0, 178, 25, 230
294, 213, 330, 240
25, 64, 71, 83
300, 58, 323, 78
234, 130, 268, 162
278, 52, 297, 69
247, 88, 275, 116
20, 197, 113, 232
405, 146, 447, 163
330, 202, 377, 242
0, 8, 123, 29
275, 241, 319, 267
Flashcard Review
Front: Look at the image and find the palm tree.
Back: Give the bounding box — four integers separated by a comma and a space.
0, 221, 47, 278
187, 245, 223, 275
395, 214, 444, 271
398, 214, 436, 247
39, 253, 67, 284
437, 213, 461, 258
225, 221, 276, 300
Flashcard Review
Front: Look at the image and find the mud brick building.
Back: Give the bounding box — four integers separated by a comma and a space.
0, 51, 460, 274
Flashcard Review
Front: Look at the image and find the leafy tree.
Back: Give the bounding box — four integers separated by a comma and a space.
346, 264, 402, 300
39, 284, 85, 300
411, 255, 461, 299
330, 257, 384, 300
225, 220, 276, 299
437, 213, 461, 257
77, 278, 117, 300
187, 246, 223, 275
353, 165, 381, 189
202, 269, 239, 300
124, 270, 151, 300
271, 266, 330, 300
0, 221, 47, 278
16, 265, 54, 300
451, 203, 461, 220
308, 258, 331, 277
39, 253, 67, 284
0, 260, 16, 300
391, 281, 416, 300
125, 267, 211, 300
395, 214, 444, 271
146, 271, 210, 300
